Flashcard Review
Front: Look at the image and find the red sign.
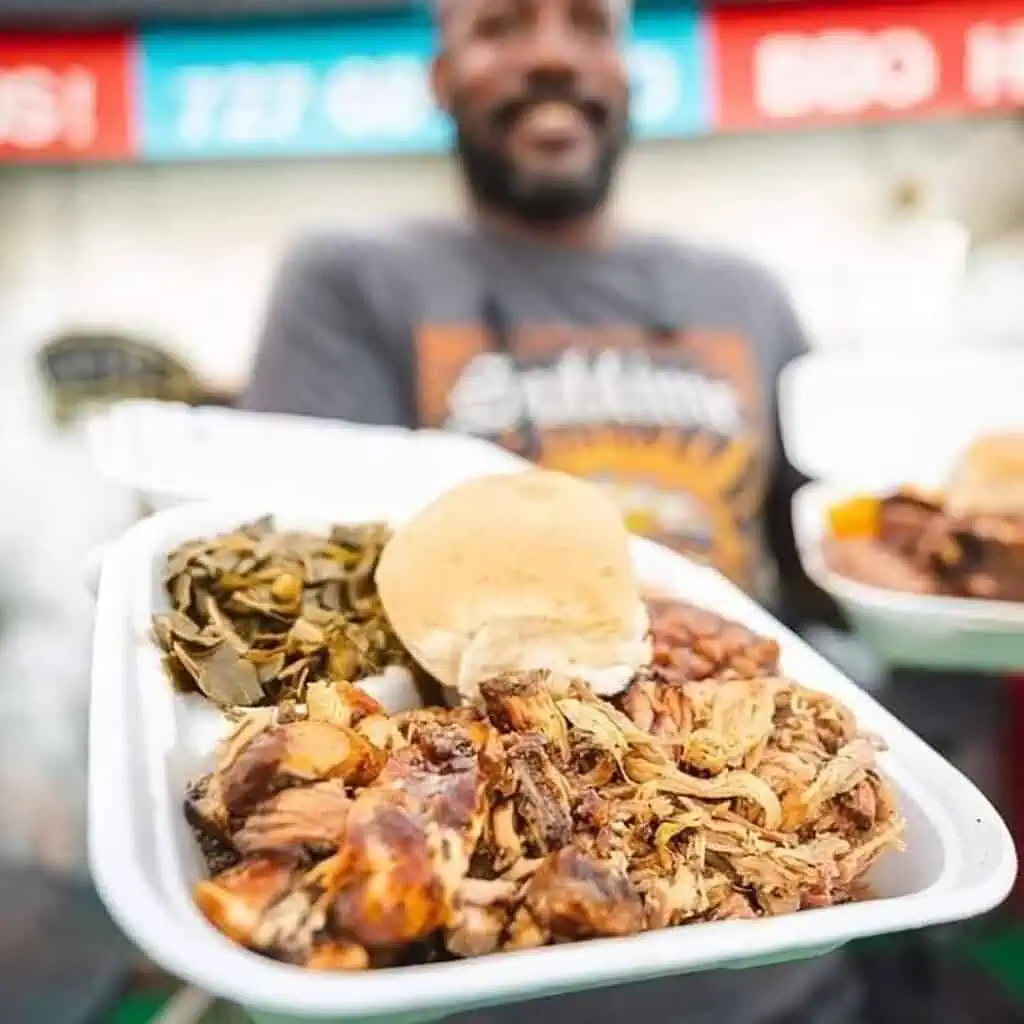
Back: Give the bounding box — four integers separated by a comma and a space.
0, 33, 133, 162
712, 1, 1024, 131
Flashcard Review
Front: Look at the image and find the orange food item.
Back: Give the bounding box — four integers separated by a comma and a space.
828, 497, 881, 541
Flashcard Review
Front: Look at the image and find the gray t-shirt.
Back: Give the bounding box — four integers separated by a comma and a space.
243, 221, 861, 1024
245, 220, 806, 597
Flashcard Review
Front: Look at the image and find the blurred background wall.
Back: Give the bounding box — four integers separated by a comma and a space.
5, 118, 1024, 398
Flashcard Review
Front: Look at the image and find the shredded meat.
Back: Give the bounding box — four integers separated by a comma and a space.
188, 599, 904, 972
505, 734, 574, 855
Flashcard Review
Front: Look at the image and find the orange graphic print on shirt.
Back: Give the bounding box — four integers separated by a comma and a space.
414, 324, 769, 590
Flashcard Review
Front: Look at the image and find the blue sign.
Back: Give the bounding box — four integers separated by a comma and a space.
630, 10, 711, 141
138, 11, 710, 160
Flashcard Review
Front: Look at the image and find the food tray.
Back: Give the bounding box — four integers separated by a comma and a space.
85, 401, 529, 511
89, 497, 1015, 1024
779, 349, 1024, 673
794, 482, 1024, 672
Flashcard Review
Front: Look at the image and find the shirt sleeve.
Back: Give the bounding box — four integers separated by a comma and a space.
241, 235, 416, 427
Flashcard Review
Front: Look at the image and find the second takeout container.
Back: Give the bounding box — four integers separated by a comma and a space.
794, 482, 1024, 672
85, 400, 530, 511
780, 350, 1024, 672
90, 492, 1015, 1023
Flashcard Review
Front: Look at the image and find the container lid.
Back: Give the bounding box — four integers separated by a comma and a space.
778, 351, 1024, 490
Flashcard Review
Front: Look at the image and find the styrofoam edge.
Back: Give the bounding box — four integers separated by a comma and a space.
89, 509, 1017, 1019
94, 893, 1015, 1024
793, 482, 1024, 626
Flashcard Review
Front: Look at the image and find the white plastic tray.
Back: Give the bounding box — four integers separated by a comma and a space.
89, 498, 1015, 1024
794, 481, 1024, 672
85, 401, 529, 511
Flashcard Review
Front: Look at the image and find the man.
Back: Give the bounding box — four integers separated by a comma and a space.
244, 0, 860, 1020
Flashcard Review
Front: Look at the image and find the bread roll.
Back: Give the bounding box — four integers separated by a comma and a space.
375, 470, 650, 698
946, 433, 1024, 517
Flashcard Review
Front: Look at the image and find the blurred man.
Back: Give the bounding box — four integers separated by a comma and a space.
244, 0, 853, 1020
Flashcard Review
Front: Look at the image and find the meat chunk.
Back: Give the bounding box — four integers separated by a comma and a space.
217, 720, 385, 819
445, 878, 519, 958
194, 856, 297, 948
479, 671, 570, 759
523, 847, 645, 940
877, 489, 943, 556
325, 720, 500, 948
328, 789, 459, 948
374, 720, 495, 847
929, 515, 1024, 602
234, 779, 351, 858
306, 940, 370, 971
822, 537, 937, 595
506, 735, 574, 855
680, 677, 785, 774
710, 890, 758, 921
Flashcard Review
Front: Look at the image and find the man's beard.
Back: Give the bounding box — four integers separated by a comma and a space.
453, 108, 629, 226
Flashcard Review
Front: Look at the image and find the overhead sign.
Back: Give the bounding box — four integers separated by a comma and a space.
2, 2, 1023, 164
138, 18, 446, 158
0, 32, 132, 161
137, 10, 710, 160
713, 0, 1024, 130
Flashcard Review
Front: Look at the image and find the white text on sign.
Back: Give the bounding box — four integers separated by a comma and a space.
0, 65, 97, 150
965, 21, 1024, 106
176, 64, 314, 146
173, 58, 436, 148
753, 28, 939, 118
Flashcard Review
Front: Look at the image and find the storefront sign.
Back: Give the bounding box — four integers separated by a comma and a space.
713, 0, 1024, 130
138, 19, 446, 158
137, 10, 710, 159
1, 2, 1023, 164
0, 33, 132, 161
962, 6, 1024, 109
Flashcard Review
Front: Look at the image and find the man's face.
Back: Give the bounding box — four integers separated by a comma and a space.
433, 0, 631, 226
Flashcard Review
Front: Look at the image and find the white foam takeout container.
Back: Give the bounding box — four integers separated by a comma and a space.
780, 350, 1024, 672
794, 482, 1024, 673
85, 401, 528, 512
90, 495, 1015, 1024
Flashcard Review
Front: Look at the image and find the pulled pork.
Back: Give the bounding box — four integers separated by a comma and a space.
187, 605, 904, 970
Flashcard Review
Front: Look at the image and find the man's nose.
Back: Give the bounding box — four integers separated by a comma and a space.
521, 11, 585, 80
